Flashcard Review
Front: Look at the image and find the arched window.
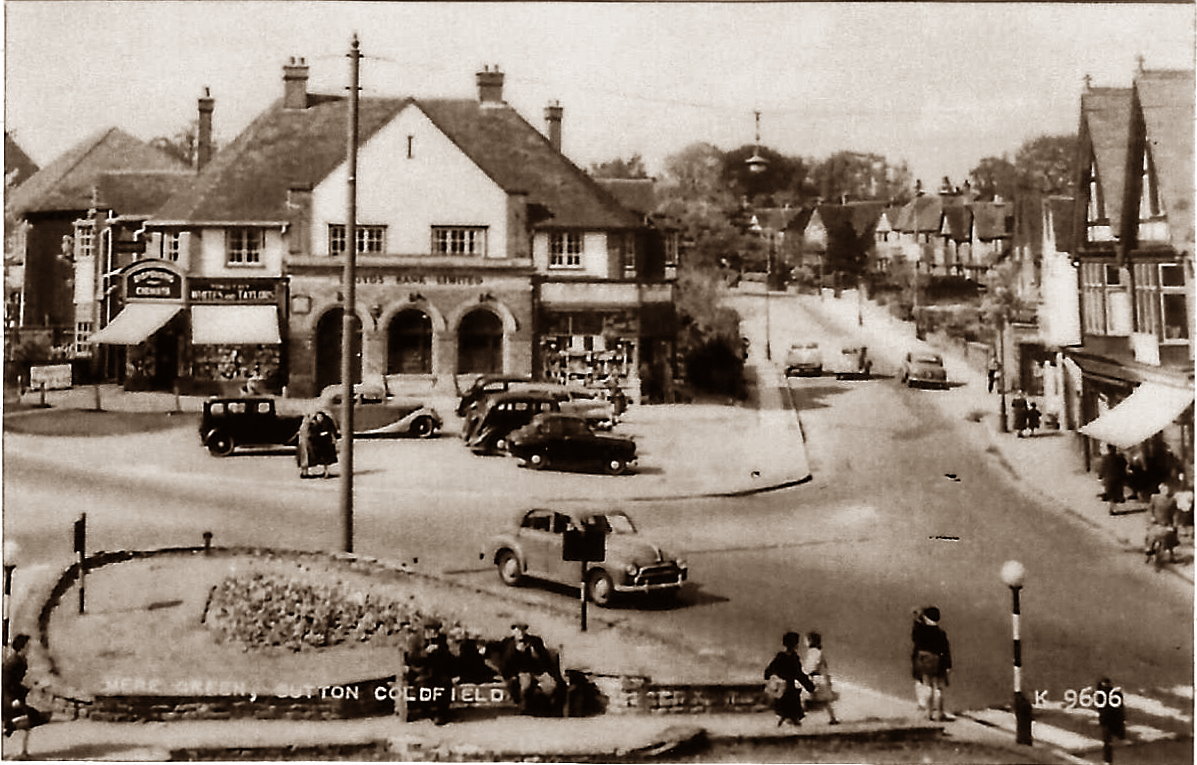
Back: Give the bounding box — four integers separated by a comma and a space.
387, 309, 433, 374
457, 309, 503, 374
315, 308, 362, 392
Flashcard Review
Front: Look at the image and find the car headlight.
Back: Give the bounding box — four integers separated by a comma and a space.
624, 563, 639, 576
675, 559, 687, 570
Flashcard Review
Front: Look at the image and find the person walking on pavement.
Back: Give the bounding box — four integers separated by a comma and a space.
764, 631, 817, 727
307, 410, 339, 479
1099, 445, 1129, 510
986, 355, 1001, 394
1026, 402, 1042, 437
296, 411, 314, 479
804, 632, 839, 725
1011, 392, 1029, 437
1146, 481, 1180, 565
911, 607, 952, 721
4, 634, 48, 758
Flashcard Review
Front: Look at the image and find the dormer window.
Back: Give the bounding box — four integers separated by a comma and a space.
1140, 146, 1162, 219
1086, 158, 1105, 222
226, 228, 263, 265
549, 232, 583, 269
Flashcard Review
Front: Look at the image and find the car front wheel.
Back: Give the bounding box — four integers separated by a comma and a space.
206, 430, 235, 457
410, 416, 436, 438
497, 551, 523, 586
586, 569, 614, 606
528, 451, 549, 470
605, 457, 629, 475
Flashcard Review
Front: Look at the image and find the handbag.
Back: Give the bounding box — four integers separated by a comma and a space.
764, 674, 788, 699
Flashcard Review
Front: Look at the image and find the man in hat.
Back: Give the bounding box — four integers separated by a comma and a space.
911, 607, 952, 721
496, 622, 560, 715
408, 620, 453, 725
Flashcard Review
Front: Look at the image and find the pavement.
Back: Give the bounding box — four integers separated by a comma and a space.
4, 371, 809, 504
800, 288, 1194, 585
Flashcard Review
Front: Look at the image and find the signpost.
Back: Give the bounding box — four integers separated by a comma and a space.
74, 514, 87, 615
562, 524, 606, 632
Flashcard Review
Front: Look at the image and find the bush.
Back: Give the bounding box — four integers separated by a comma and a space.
684, 336, 746, 398
924, 275, 982, 304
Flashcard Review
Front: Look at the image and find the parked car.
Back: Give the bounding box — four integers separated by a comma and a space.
199, 397, 303, 457
465, 391, 560, 454
785, 342, 823, 376
487, 507, 688, 606
828, 345, 872, 380
461, 381, 616, 432
507, 413, 636, 474
455, 374, 534, 417
899, 351, 948, 389
319, 386, 442, 437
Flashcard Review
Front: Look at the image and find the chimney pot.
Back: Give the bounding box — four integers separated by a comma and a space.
283, 56, 311, 110
197, 86, 215, 171
544, 101, 563, 151
476, 66, 505, 106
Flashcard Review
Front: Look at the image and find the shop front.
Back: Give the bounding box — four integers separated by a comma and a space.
184, 277, 285, 395
285, 265, 534, 397
87, 261, 186, 391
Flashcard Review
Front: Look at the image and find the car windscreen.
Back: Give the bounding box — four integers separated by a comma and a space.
589, 512, 637, 535
914, 354, 943, 364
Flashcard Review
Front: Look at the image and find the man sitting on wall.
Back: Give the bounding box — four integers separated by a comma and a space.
496, 622, 562, 715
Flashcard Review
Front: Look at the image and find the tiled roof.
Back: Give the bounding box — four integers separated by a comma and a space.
1011, 193, 1044, 257
7, 128, 187, 218
787, 207, 815, 234
815, 201, 884, 239
5, 132, 39, 188
971, 201, 1012, 241
1081, 87, 1133, 230
895, 194, 942, 233
1047, 196, 1076, 253
418, 99, 640, 229
153, 95, 405, 222
877, 206, 904, 231
596, 178, 656, 217
941, 205, 971, 242
97, 171, 196, 217
1135, 69, 1194, 250
156, 95, 641, 230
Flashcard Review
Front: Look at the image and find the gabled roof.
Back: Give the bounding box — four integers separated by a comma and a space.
815, 201, 884, 239
595, 178, 656, 217
896, 194, 942, 233
786, 206, 815, 234
1011, 193, 1044, 257
1134, 69, 1194, 250
156, 95, 641, 230
877, 206, 904, 231
5, 132, 39, 188
154, 95, 405, 223
941, 205, 971, 242
97, 170, 196, 218
7, 128, 187, 218
418, 99, 640, 229
1080, 87, 1133, 229
1046, 196, 1076, 254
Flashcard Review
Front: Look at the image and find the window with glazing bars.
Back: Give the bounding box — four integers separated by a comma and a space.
329, 224, 386, 255
431, 227, 486, 256
227, 228, 263, 264
549, 232, 583, 268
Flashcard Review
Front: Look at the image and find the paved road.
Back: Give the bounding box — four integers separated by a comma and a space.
4, 293, 1190, 745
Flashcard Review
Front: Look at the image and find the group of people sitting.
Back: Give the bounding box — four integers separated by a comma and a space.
402, 620, 564, 725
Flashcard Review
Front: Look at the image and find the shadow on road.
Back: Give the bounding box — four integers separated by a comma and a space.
785, 384, 853, 412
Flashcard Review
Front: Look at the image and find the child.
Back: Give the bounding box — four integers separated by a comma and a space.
805, 632, 839, 724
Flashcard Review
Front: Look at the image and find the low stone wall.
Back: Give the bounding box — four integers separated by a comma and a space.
594, 675, 770, 715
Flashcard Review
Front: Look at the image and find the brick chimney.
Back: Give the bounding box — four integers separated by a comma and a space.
544, 101, 563, 151
476, 65, 505, 106
197, 86, 214, 171
283, 57, 309, 110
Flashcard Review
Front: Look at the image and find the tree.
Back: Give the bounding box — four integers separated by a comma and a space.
824, 216, 870, 282
813, 151, 912, 203
969, 155, 1019, 201
659, 142, 727, 204
589, 154, 649, 179
720, 144, 816, 206
1014, 134, 1077, 196
150, 120, 203, 167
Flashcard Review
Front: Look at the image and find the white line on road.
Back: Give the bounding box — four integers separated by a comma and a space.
1122, 692, 1193, 724
1167, 685, 1193, 700
966, 709, 1102, 752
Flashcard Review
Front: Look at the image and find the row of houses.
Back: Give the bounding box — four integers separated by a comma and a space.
6, 61, 679, 400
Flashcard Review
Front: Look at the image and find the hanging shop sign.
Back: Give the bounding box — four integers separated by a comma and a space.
126, 266, 183, 301
189, 278, 280, 304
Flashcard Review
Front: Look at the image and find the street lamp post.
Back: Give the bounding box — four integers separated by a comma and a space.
765, 234, 773, 361
340, 34, 361, 554
998, 316, 1009, 433
3, 541, 18, 647
1001, 560, 1033, 746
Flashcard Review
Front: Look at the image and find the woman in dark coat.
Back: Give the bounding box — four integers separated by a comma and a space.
764, 631, 816, 726
308, 410, 339, 478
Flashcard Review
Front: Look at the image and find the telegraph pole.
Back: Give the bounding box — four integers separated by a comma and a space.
340, 34, 361, 553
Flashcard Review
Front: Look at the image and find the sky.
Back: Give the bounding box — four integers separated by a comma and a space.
4, 2, 1194, 189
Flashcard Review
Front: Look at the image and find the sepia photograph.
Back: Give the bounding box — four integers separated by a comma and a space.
2, 1, 1193, 762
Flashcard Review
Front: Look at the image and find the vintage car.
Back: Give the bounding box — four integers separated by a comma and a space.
487, 507, 688, 606
784, 341, 823, 376
828, 345, 872, 380
465, 391, 560, 454
199, 397, 303, 457
318, 386, 442, 438
899, 351, 948, 389
506, 413, 636, 474
459, 380, 616, 430
455, 374, 535, 417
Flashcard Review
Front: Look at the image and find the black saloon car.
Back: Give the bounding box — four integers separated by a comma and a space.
465, 391, 561, 454
506, 413, 637, 474
199, 397, 303, 456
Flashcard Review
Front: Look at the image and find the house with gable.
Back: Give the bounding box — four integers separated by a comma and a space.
1065, 67, 1194, 476
146, 60, 671, 399
6, 128, 188, 361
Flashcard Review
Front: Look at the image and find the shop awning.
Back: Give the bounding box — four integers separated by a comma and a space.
1079, 382, 1193, 449
191, 305, 281, 345
87, 303, 182, 345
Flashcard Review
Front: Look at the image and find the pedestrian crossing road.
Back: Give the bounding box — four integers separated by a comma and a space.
962, 685, 1193, 761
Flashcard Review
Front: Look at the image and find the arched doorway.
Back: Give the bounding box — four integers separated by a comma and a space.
458, 309, 503, 374
315, 308, 362, 393
387, 309, 433, 375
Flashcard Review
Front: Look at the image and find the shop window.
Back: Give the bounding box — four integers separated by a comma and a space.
329, 224, 386, 256
432, 227, 486, 257
549, 232, 583, 268
227, 228, 263, 265
1162, 294, 1189, 341
1160, 263, 1185, 287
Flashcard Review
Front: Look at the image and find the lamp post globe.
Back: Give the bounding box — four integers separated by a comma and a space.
1001, 560, 1026, 588
3, 540, 20, 564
